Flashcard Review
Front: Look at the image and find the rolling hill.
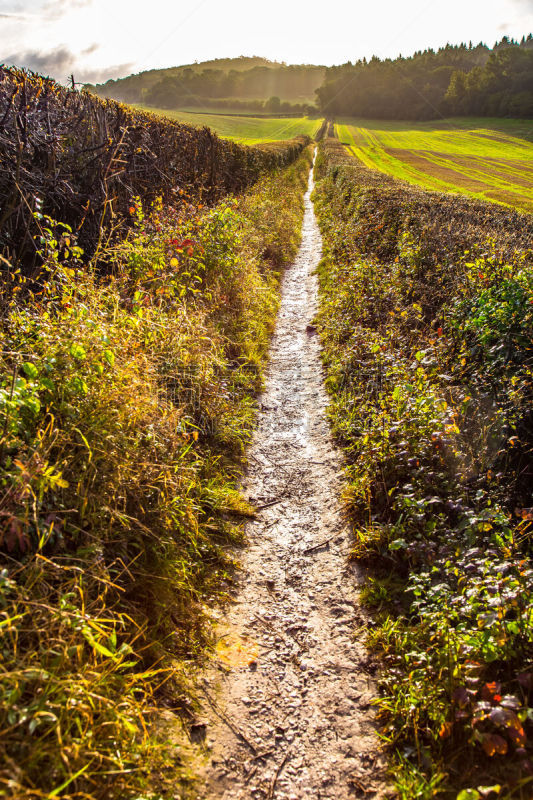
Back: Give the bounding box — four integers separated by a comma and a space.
88, 56, 325, 111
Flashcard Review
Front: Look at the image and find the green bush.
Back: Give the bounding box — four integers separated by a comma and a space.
314, 140, 533, 799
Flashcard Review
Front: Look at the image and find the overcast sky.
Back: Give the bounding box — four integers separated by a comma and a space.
1, 0, 533, 84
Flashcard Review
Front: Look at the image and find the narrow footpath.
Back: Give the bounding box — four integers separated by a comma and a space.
201, 155, 391, 800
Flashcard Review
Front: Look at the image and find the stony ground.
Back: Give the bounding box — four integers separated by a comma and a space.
200, 157, 393, 800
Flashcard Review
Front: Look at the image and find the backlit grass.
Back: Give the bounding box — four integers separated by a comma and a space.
335, 117, 533, 212
134, 105, 324, 144
0, 147, 314, 800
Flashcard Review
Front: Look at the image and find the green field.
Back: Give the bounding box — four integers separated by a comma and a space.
336, 117, 533, 211
136, 105, 323, 144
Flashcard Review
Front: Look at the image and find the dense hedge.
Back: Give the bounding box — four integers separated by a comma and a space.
314, 138, 533, 797
0, 66, 307, 273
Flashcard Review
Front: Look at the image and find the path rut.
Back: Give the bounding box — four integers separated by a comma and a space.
201, 155, 391, 800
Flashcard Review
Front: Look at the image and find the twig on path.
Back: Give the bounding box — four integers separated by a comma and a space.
256, 499, 284, 511
201, 685, 258, 755
244, 765, 258, 784
267, 751, 290, 799
251, 748, 274, 762
254, 450, 294, 476
303, 535, 336, 555
258, 644, 276, 657
350, 775, 378, 794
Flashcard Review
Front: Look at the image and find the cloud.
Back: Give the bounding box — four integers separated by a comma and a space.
0, 0, 92, 21
2, 45, 133, 83
3, 46, 75, 76
42, 0, 94, 20
81, 42, 99, 56
0, 11, 36, 19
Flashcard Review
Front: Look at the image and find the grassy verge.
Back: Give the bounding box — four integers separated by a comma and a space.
0, 146, 313, 800
313, 139, 533, 799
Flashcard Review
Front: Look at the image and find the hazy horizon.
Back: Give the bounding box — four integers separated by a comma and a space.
1, 0, 533, 85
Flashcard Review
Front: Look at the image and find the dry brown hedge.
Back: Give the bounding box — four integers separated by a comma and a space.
0, 66, 307, 273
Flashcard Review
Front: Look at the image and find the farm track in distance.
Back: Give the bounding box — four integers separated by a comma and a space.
336, 117, 533, 211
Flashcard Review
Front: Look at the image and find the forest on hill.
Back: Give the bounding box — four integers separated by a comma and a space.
89, 56, 325, 113
317, 35, 533, 119
86, 37, 533, 121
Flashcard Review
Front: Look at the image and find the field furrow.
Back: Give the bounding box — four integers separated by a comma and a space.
335, 118, 533, 211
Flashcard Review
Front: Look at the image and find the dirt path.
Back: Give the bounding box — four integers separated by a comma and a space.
201, 154, 391, 800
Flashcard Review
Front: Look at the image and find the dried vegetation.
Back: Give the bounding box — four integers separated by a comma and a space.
0, 66, 306, 274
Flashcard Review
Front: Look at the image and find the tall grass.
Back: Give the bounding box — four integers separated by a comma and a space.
0, 146, 313, 799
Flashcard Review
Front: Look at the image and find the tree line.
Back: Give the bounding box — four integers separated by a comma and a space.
91, 61, 324, 112
316, 36, 533, 119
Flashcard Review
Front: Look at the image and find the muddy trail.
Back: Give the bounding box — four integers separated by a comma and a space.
200, 155, 391, 800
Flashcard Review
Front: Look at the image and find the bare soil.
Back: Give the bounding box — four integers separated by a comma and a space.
199, 156, 393, 800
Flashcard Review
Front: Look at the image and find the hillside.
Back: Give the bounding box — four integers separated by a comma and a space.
1, 33, 533, 798
88, 56, 325, 111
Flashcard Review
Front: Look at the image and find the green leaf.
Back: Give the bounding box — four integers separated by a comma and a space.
82, 628, 115, 659
25, 396, 41, 415
389, 538, 408, 551
22, 362, 38, 379
69, 376, 89, 396
104, 349, 115, 367
69, 343, 86, 360
457, 791, 480, 800
49, 763, 91, 797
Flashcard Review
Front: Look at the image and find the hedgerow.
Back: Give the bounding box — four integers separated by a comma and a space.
0, 66, 307, 275
313, 139, 533, 799
0, 144, 313, 799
